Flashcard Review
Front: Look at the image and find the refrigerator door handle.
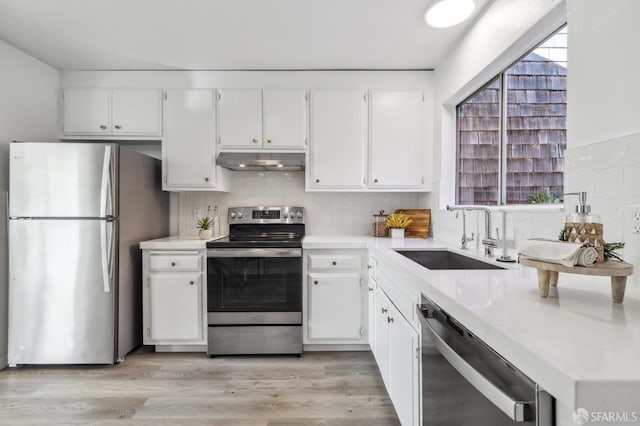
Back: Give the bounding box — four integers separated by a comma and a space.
99, 145, 112, 218
100, 146, 112, 292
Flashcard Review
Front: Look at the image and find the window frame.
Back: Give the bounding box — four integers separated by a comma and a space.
455, 24, 567, 206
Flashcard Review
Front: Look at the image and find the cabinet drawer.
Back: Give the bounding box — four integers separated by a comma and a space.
308, 254, 362, 270
149, 252, 201, 272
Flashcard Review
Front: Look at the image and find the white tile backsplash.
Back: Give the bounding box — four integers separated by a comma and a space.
178, 171, 422, 236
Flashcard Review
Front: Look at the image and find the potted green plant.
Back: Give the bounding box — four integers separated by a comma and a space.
384, 213, 413, 239
196, 216, 213, 240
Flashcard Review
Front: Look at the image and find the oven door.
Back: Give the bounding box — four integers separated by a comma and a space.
206, 248, 302, 316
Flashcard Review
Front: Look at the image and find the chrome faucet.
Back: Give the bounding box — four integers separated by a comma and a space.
454, 210, 474, 250
446, 205, 499, 257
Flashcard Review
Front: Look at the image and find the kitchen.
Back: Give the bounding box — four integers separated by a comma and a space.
1, 0, 640, 425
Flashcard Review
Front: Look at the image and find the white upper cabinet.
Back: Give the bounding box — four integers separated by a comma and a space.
217, 89, 263, 149
62, 88, 111, 135
369, 90, 425, 189
263, 89, 307, 150
111, 89, 163, 136
62, 88, 163, 138
163, 89, 229, 192
308, 90, 367, 190
218, 89, 307, 150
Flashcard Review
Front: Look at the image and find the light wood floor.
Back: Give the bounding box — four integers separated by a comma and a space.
0, 348, 400, 425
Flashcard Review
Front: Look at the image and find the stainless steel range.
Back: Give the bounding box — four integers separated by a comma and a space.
206, 206, 304, 356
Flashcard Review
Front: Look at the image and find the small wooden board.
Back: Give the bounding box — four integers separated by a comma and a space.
395, 209, 430, 238
520, 256, 634, 303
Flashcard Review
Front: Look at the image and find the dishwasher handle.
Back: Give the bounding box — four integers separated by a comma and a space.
417, 304, 532, 422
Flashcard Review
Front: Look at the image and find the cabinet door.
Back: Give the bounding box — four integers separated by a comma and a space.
368, 277, 377, 351
62, 88, 111, 135
148, 272, 202, 342
369, 90, 424, 189
263, 89, 307, 150
307, 272, 362, 341
112, 89, 162, 136
163, 89, 216, 190
388, 304, 420, 426
374, 287, 391, 389
309, 90, 367, 190
218, 89, 262, 149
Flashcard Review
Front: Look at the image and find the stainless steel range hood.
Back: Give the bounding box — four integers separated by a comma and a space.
216, 152, 305, 171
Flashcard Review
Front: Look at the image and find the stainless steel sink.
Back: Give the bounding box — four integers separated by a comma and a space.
396, 250, 505, 270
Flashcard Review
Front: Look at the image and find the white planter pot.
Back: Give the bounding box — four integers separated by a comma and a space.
198, 229, 213, 240
390, 228, 405, 239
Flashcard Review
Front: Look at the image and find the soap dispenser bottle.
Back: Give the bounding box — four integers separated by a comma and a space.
563, 191, 603, 261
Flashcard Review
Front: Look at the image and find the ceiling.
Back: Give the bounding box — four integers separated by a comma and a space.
0, 0, 489, 71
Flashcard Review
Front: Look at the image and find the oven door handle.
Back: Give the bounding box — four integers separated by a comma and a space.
417, 304, 531, 422
207, 248, 302, 258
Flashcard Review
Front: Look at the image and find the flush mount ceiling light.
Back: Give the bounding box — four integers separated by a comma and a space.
425, 0, 475, 28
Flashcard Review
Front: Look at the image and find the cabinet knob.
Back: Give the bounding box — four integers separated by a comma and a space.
313, 280, 319, 285
387, 316, 394, 324
267, 139, 272, 144
252, 138, 258, 144
99, 125, 107, 130
368, 287, 374, 292
381, 307, 388, 314
204, 177, 210, 182
374, 178, 379, 183
114, 124, 122, 130
315, 179, 320, 183
171, 262, 176, 267
332, 261, 337, 266
189, 280, 194, 286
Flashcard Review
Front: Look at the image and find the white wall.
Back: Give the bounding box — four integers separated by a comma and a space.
430, 0, 567, 249
0, 40, 59, 367
567, 0, 640, 148
62, 70, 433, 236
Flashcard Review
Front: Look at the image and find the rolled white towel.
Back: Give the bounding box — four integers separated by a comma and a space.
576, 246, 598, 266
518, 239, 584, 267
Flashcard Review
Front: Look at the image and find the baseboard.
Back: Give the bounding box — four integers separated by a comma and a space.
154, 345, 207, 353
303, 344, 370, 352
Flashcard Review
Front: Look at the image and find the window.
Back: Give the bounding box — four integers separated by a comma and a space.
456, 26, 567, 205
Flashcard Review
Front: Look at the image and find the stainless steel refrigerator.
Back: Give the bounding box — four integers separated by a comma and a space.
8, 142, 169, 365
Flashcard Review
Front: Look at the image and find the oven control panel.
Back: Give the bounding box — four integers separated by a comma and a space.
228, 206, 304, 224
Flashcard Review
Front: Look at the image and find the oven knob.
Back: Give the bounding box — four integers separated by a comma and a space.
283, 212, 289, 219
296, 211, 303, 219
237, 212, 243, 218
230, 212, 236, 219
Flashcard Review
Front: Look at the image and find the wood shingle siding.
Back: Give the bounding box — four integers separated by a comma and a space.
457, 51, 566, 205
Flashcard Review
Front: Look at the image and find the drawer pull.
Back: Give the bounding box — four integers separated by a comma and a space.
189, 280, 194, 286
332, 261, 337, 266
381, 307, 388, 314
313, 280, 319, 285
387, 316, 394, 324
368, 287, 374, 292
171, 262, 176, 267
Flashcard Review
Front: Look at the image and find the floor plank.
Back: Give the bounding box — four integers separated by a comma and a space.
0, 349, 399, 425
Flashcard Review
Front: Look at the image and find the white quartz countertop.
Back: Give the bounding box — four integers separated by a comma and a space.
139, 235, 226, 250
143, 233, 640, 415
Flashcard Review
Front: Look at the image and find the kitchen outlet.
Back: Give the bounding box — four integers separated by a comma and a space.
193, 209, 203, 221
633, 210, 640, 235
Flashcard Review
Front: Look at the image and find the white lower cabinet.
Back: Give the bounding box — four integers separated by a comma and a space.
374, 285, 420, 426
142, 250, 207, 347
304, 249, 368, 345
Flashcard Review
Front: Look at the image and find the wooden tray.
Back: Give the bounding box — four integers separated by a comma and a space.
520, 256, 634, 303
395, 209, 430, 238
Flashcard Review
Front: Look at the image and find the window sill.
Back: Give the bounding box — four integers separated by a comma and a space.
442, 204, 565, 213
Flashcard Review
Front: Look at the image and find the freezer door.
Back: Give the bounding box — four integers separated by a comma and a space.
8, 219, 117, 364
9, 142, 117, 218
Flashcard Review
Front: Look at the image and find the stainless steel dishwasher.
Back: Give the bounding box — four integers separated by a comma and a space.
417, 296, 554, 425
